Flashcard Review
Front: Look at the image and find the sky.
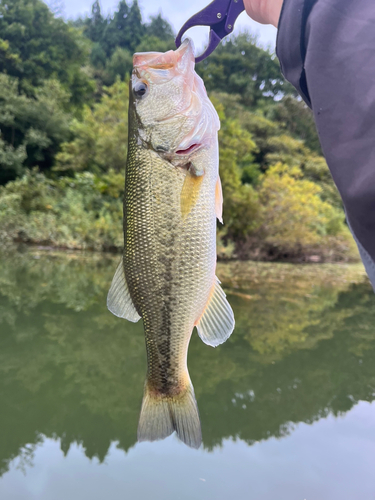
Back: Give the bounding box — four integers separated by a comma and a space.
55, 0, 278, 54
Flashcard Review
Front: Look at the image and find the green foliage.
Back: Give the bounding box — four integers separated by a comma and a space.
84, 2, 175, 84
0, 70, 355, 261
55, 79, 129, 174
0, 135, 27, 182
208, 94, 354, 261
212, 97, 260, 246
134, 14, 176, 53
0, 0, 356, 261
84, 0, 105, 43
104, 47, 133, 85
100, 0, 145, 57
0, 0, 94, 106
82, 1, 177, 86
0, 74, 71, 184
90, 42, 107, 69
197, 33, 287, 107
0, 170, 124, 250
135, 36, 175, 54
212, 92, 315, 171
145, 13, 175, 41
267, 96, 321, 154
255, 163, 356, 260
302, 155, 343, 209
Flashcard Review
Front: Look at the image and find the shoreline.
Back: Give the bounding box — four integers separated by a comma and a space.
0, 241, 361, 265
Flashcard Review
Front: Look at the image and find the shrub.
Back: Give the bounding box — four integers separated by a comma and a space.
0, 170, 124, 251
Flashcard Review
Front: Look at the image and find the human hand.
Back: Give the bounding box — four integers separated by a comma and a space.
243, 0, 284, 27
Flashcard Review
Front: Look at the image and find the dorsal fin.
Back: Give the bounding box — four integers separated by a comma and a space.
195, 277, 234, 347
107, 258, 141, 322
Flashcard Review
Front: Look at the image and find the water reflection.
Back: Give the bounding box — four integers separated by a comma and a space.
0, 251, 373, 474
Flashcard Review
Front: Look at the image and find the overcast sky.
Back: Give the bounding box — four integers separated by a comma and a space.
56, 0, 277, 54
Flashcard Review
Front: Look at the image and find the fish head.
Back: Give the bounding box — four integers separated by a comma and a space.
130, 39, 220, 165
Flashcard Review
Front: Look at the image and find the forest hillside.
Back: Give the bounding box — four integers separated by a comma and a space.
0, 0, 358, 261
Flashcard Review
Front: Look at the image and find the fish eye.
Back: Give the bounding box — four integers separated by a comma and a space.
133, 81, 148, 99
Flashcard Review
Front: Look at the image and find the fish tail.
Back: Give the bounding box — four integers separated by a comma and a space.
137, 378, 202, 449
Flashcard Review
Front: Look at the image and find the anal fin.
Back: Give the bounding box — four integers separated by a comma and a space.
196, 277, 235, 347
107, 258, 141, 322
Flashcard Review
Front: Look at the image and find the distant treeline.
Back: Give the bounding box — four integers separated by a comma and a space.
0, 0, 358, 261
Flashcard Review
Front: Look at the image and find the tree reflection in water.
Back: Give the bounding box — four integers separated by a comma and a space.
0, 251, 373, 473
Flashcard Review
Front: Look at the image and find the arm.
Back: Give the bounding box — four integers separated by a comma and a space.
245, 0, 375, 288
243, 0, 283, 27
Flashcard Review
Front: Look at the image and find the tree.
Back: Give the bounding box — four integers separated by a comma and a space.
55, 79, 129, 174
210, 96, 260, 250
0, 170, 124, 250
0, 135, 27, 183
0, 0, 93, 106
267, 96, 321, 154
101, 0, 128, 56
125, 0, 144, 51
0, 74, 71, 184
256, 163, 354, 259
104, 47, 133, 85
135, 36, 175, 54
197, 33, 289, 107
90, 43, 107, 69
46, 0, 65, 17
101, 0, 145, 56
210, 91, 339, 207
145, 13, 175, 42
84, 0, 105, 43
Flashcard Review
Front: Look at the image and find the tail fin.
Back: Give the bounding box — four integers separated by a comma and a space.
137, 379, 202, 449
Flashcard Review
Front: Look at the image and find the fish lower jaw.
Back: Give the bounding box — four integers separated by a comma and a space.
175, 143, 201, 155
159, 145, 204, 166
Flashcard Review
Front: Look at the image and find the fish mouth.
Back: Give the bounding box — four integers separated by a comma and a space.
175, 143, 201, 155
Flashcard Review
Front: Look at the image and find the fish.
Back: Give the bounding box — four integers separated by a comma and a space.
107, 39, 235, 449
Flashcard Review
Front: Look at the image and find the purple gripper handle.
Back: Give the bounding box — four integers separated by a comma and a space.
175, 0, 245, 63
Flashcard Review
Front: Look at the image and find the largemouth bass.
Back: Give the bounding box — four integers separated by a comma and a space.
107, 39, 235, 448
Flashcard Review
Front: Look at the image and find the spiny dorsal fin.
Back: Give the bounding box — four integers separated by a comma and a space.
196, 277, 235, 347
107, 258, 141, 322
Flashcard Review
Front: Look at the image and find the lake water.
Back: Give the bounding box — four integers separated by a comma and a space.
0, 250, 374, 500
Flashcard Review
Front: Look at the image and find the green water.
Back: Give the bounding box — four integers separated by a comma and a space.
0, 251, 375, 499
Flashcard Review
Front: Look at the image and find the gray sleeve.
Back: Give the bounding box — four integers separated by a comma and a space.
276, 0, 375, 288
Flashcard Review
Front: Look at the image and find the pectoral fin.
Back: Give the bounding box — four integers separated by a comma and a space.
215, 176, 223, 223
107, 258, 141, 322
195, 277, 235, 347
180, 168, 204, 219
